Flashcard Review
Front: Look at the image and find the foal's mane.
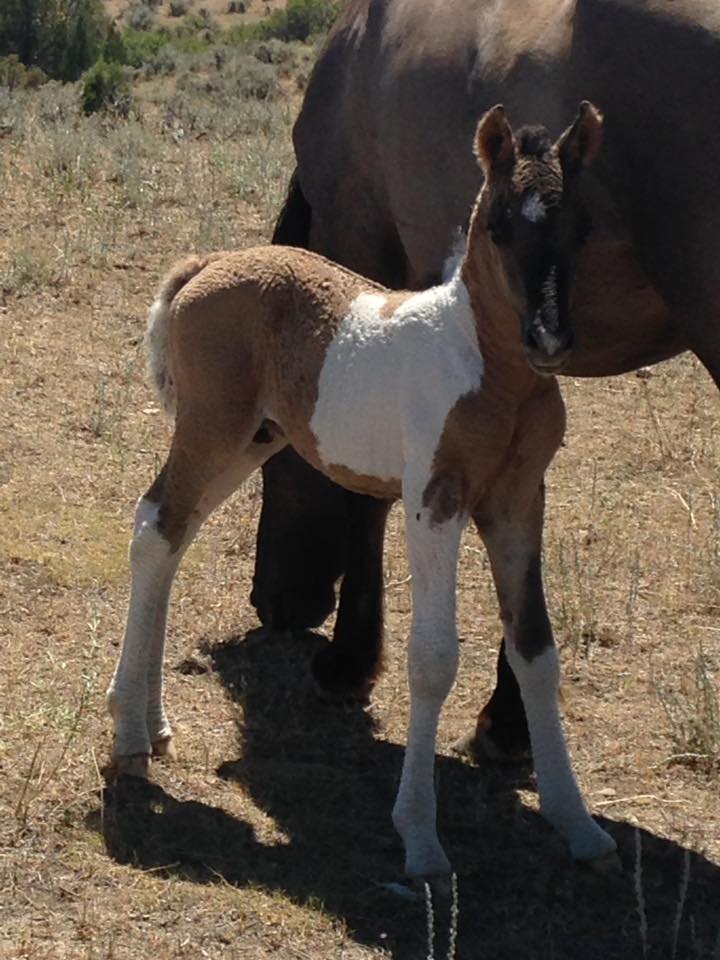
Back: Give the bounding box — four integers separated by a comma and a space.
515, 125, 553, 158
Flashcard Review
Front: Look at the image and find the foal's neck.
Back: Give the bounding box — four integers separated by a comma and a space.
459, 222, 540, 398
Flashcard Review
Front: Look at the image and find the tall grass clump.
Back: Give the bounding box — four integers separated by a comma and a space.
657, 647, 720, 772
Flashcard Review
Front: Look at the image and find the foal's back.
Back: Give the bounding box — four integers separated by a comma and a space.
165, 245, 484, 498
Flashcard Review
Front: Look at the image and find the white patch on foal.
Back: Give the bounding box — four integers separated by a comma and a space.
393, 480, 467, 876
107, 498, 177, 758
521, 190, 547, 224
310, 273, 484, 483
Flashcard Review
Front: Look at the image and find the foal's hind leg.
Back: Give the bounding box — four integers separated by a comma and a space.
107, 421, 283, 776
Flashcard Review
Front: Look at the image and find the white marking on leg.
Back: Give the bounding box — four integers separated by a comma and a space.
505, 642, 617, 860
310, 275, 483, 483
107, 498, 180, 759
392, 476, 466, 877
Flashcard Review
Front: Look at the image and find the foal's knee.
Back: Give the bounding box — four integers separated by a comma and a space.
130, 498, 173, 571
505, 639, 560, 696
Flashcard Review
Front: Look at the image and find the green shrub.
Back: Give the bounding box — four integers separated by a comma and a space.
0, 54, 48, 90
257, 0, 338, 42
234, 57, 277, 100
80, 59, 131, 115
169, 0, 191, 15
125, 2, 155, 31
121, 27, 167, 66
176, 9, 220, 40
0, 0, 109, 81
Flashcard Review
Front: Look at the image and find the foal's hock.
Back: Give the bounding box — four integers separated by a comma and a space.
108, 102, 617, 878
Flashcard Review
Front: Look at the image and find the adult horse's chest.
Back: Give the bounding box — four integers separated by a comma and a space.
308, 283, 484, 492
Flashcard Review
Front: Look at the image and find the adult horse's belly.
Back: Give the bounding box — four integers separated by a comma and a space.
564, 234, 686, 378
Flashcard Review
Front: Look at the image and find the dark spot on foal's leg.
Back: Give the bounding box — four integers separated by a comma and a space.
422, 472, 464, 525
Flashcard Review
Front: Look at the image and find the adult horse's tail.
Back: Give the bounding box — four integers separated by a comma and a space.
271, 169, 312, 248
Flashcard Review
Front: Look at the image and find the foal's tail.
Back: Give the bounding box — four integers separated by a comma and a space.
145, 254, 221, 419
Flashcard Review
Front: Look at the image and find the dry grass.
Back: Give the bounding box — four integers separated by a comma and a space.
1, 58, 719, 960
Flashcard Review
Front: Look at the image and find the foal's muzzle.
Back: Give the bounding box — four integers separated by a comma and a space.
523, 316, 573, 375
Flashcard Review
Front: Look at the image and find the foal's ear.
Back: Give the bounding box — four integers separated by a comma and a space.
556, 100, 604, 174
475, 105, 515, 175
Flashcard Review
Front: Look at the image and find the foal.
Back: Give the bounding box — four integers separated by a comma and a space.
108, 102, 617, 877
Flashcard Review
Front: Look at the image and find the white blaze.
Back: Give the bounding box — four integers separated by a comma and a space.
522, 190, 547, 224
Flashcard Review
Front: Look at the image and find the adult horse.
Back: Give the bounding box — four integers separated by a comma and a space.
252, 0, 720, 760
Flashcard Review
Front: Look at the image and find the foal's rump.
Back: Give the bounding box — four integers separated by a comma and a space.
145, 246, 382, 448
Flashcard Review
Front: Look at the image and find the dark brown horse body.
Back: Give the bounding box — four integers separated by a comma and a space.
254, 0, 720, 758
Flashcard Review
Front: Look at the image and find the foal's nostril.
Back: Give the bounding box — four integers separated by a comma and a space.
527, 322, 572, 359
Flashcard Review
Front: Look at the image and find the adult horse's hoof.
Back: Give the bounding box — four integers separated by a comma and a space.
452, 725, 531, 765
252, 583, 337, 633
311, 644, 376, 704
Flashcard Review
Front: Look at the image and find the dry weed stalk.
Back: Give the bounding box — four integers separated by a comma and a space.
671, 847, 690, 960
424, 873, 458, 960
634, 827, 648, 960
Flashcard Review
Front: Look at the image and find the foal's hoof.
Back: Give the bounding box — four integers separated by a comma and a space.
112, 753, 151, 779
151, 735, 177, 760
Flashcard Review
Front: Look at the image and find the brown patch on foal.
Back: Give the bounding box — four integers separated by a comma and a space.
379, 291, 413, 318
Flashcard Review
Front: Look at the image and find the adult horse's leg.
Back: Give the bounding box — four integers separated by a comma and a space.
250, 174, 351, 631
312, 493, 393, 699
453, 634, 530, 762
253, 170, 402, 697
251, 447, 348, 630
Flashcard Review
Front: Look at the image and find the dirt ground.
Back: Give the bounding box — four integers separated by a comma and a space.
1, 53, 719, 960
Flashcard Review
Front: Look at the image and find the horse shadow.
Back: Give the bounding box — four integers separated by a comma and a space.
94, 628, 720, 959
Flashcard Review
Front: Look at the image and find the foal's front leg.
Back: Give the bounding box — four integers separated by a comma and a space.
478, 487, 617, 863
392, 475, 466, 877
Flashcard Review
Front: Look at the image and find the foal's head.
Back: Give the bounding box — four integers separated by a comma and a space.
470, 101, 603, 374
